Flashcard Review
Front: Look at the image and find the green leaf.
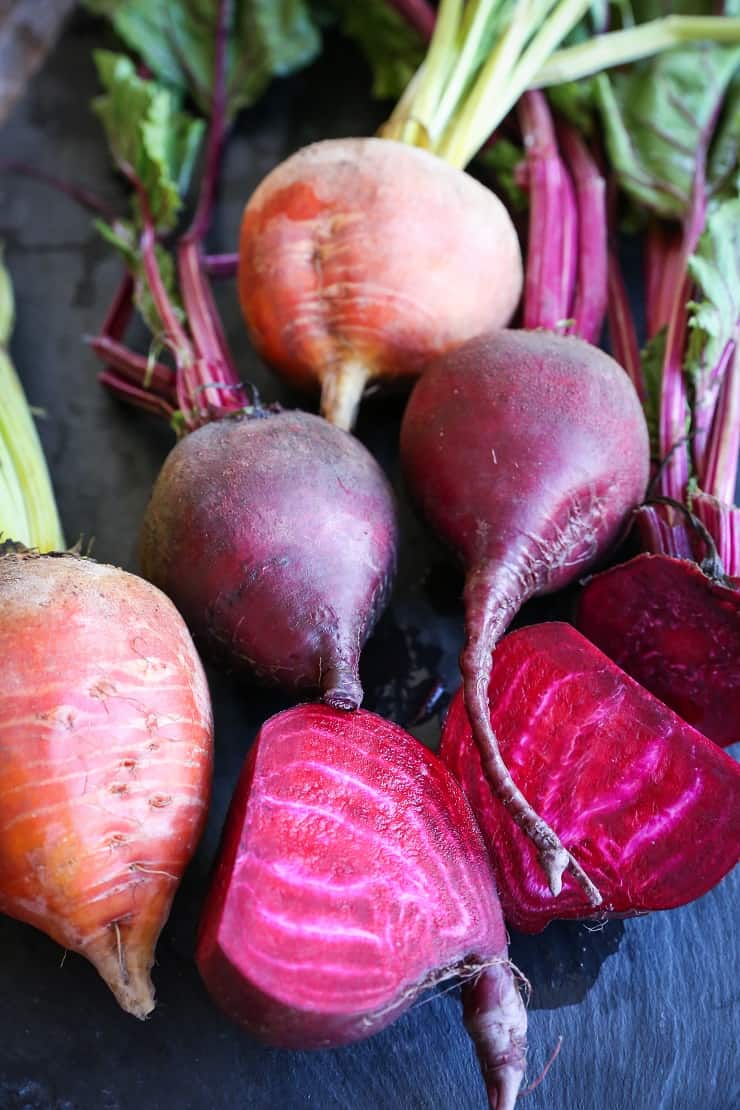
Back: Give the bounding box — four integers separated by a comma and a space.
94, 218, 184, 336
93, 52, 204, 230
640, 327, 666, 457
685, 197, 740, 399
85, 0, 321, 119
547, 77, 597, 133
319, 0, 425, 100
708, 72, 740, 199
476, 139, 528, 212
595, 41, 740, 219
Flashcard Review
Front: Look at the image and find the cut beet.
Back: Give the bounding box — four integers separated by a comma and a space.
197, 705, 528, 1109
577, 553, 740, 748
440, 622, 740, 934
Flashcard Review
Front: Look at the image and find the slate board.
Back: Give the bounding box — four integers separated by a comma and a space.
0, 14, 738, 1110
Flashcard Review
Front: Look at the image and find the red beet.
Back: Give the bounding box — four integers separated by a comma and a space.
440, 622, 740, 933
197, 705, 528, 1110
140, 410, 398, 710
400, 330, 650, 901
577, 553, 740, 749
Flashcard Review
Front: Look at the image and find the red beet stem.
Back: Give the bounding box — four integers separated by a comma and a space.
606, 247, 645, 401
89, 335, 176, 400
461, 563, 602, 906
693, 490, 740, 579
462, 963, 528, 1110
176, 0, 244, 414
385, 0, 436, 40
633, 504, 696, 561
0, 160, 120, 220
557, 122, 607, 345
518, 92, 577, 332
698, 339, 739, 500
98, 370, 176, 419
203, 252, 238, 278
100, 271, 135, 342
645, 222, 683, 339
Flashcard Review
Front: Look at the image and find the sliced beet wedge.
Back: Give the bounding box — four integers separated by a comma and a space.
577, 552, 740, 749
197, 705, 528, 1110
440, 622, 740, 934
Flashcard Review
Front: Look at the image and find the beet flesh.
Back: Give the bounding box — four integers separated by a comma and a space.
400, 329, 650, 901
577, 553, 740, 749
140, 410, 398, 710
440, 622, 740, 933
197, 705, 527, 1109
238, 138, 523, 430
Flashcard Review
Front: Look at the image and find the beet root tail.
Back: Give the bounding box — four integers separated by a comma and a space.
320, 360, 370, 432
85, 925, 156, 1020
463, 961, 528, 1110
462, 569, 602, 906
320, 651, 363, 711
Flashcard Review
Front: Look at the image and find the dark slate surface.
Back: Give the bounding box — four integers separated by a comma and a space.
0, 15, 737, 1110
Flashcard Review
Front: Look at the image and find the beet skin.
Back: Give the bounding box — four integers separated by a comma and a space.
140, 410, 398, 710
197, 705, 528, 1110
401, 329, 650, 901
577, 553, 740, 748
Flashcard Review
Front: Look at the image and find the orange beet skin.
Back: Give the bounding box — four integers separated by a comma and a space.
239, 138, 523, 430
0, 551, 213, 1017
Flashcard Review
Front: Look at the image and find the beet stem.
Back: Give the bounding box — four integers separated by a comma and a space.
89, 335, 176, 400
0, 160, 120, 220
462, 962, 528, 1110
462, 565, 602, 904
101, 272, 135, 343
176, 0, 248, 415
557, 122, 608, 344
203, 252, 238, 278
518, 92, 577, 332
385, 0, 436, 41
606, 245, 645, 401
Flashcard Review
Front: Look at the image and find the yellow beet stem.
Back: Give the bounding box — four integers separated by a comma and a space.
534, 16, 740, 87
384, 3, 740, 171
0, 254, 64, 551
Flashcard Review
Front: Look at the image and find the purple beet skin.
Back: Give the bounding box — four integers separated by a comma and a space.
401, 329, 650, 902
140, 410, 398, 710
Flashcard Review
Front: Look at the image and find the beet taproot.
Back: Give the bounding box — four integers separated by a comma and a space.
140, 409, 397, 711
197, 704, 528, 1110
440, 622, 740, 933
400, 329, 650, 901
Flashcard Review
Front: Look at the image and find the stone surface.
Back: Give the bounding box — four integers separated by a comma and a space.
0, 14, 737, 1110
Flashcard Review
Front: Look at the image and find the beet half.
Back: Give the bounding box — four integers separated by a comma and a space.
577, 553, 740, 749
400, 329, 650, 901
441, 623, 740, 933
197, 705, 528, 1110
140, 410, 398, 711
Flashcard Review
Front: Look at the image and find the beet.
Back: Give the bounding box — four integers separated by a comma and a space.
0, 549, 213, 1016
577, 553, 740, 749
400, 329, 650, 901
197, 704, 528, 1110
238, 138, 522, 430
440, 622, 740, 933
140, 410, 398, 710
